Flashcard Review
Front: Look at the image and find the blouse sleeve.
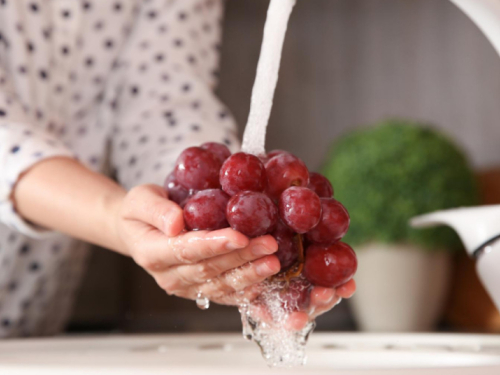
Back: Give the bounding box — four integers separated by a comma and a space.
0, 65, 75, 238
104, 0, 240, 190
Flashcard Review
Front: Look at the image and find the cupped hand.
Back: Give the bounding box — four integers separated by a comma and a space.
114, 184, 281, 305
246, 278, 356, 331
285, 279, 357, 330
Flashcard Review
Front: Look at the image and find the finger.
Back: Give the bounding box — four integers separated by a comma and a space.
124, 184, 184, 236
310, 295, 342, 319
171, 235, 278, 285
336, 279, 356, 299
193, 255, 280, 299
245, 301, 313, 331
248, 302, 273, 322
167, 228, 250, 264
136, 228, 249, 271
285, 311, 310, 331
212, 284, 263, 306
310, 286, 336, 306
164, 277, 265, 305
309, 285, 343, 318
307, 280, 356, 315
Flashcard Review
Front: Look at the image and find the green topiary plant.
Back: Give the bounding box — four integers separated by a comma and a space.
322, 119, 479, 251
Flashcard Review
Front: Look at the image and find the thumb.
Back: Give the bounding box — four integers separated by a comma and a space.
125, 184, 185, 237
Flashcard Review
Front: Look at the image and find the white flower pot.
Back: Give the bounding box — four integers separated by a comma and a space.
350, 244, 453, 332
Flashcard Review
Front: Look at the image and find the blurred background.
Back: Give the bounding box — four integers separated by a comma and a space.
67, 0, 500, 334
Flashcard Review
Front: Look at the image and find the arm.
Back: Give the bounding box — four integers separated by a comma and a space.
12, 157, 126, 253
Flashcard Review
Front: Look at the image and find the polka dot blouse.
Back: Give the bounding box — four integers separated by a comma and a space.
0, 0, 239, 337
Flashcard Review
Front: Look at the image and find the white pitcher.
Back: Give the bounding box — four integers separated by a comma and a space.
412, 205, 500, 312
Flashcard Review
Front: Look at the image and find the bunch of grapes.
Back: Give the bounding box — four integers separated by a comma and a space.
165, 142, 357, 309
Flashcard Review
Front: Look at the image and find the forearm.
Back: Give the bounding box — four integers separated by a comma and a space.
12, 157, 127, 254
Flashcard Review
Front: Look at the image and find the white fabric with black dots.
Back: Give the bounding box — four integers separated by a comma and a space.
0, 0, 239, 337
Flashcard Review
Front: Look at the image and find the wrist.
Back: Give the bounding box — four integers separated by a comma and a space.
102, 186, 127, 254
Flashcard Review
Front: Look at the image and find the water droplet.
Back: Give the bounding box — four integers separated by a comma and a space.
196, 291, 210, 310
239, 303, 253, 341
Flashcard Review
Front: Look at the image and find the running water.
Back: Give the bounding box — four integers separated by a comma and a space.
241, 0, 296, 156
237, 0, 314, 367
238, 278, 315, 367
225, 261, 315, 366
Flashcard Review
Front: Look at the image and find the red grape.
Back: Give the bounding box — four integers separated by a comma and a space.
260, 149, 289, 163
226, 191, 278, 238
164, 172, 189, 205
183, 189, 230, 231
265, 153, 309, 200
303, 242, 357, 288
279, 187, 322, 233
201, 142, 231, 164
308, 172, 334, 198
267, 149, 289, 159
174, 147, 222, 190
166, 142, 354, 292
179, 190, 198, 208
219, 153, 267, 196
272, 220, 299, 270
306, 198, 350, 244
279, 278, 312, 312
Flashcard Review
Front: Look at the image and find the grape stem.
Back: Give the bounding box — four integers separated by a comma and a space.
286, 234, 304, 281
271, 234, 305, 284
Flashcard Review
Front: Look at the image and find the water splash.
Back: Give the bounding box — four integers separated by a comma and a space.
238, 277, 315, 367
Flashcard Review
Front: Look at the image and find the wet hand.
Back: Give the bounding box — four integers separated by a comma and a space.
285, 279, 357, 330
114, 184, 281, 305
246, 279, 356, 331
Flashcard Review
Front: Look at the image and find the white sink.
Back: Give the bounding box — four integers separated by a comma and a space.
1, 333, 500, 374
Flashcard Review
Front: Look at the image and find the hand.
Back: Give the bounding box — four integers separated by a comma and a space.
246, 279, 356, 331
114, 184, 281, 305
114, 183, 356, 324
286, 279, 357, 330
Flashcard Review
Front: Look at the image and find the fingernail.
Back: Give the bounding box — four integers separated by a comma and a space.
252, 245, 273, 256
226, 242, 244, 250
163, 207, 182, 236
255, 261, 273, 276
